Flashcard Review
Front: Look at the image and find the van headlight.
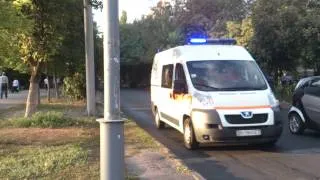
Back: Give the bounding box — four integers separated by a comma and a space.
192, 93, 214, 109
268, 93, 280, 111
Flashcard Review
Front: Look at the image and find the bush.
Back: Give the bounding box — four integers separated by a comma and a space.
12, 111, 73, 128
274, 84, 295, 103
10, 111, 98, 128
62, 73, 86, 100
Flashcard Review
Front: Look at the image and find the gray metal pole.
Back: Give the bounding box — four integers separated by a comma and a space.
98, 0, 124, 179
83, 0, 96, 116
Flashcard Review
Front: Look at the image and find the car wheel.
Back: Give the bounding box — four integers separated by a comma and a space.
155, 109, 165, 129
288, 113, 305, 135
183, 118, 199, 150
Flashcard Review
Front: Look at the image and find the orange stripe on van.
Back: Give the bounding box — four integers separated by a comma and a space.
215, 105, 271, 110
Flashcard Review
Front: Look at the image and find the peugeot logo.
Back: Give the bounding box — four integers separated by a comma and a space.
240, 111, 253, 119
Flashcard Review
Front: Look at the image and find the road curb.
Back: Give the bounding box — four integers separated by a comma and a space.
154, 141, 207, 180
120, 113, 205, 179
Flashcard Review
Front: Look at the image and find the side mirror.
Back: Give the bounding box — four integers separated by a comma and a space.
173, 80, 187, 94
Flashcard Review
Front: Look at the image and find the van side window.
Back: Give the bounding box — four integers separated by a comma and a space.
175, 63, 188, 93
175, 64, 186, 81
161, 64, 173, 88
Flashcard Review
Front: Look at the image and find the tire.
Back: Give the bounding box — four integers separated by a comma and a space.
288, 113, 305, 135
183, 118, 199, 150
154, 109, 165, 129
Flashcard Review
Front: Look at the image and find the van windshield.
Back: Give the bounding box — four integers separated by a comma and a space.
187, 60, 268, 91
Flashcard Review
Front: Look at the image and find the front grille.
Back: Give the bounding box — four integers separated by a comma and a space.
225, 114, 268, 124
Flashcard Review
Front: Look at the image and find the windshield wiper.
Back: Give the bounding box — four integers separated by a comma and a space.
224, 86, 266, 91
193, 83, 219, 90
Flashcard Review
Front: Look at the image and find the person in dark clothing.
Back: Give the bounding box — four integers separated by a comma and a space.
0, 72, 9, 99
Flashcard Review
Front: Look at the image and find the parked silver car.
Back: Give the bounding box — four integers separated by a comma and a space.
288, 76, 320, 134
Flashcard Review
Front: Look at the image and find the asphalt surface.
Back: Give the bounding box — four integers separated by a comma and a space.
0, 90, 47, 111
121, 89, 320, 180
0, 90, 28, 110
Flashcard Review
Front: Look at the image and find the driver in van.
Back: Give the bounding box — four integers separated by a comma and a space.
222, 65, 241, 82
204, 63, 222, 86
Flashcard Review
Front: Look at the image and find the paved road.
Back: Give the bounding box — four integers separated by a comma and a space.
121, 89, 320, 180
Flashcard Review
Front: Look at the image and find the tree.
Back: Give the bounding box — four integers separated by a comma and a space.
0, 1, 31, 71
120, 11, 127, 24
299, 0, 320, 75
250, 0, 304, 81
118, 1, 183, 86
5, 0, 86, 117
226, 17, 253, 49
176, 0, 248, 38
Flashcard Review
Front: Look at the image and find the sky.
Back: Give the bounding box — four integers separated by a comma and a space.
93, 0, 159, 30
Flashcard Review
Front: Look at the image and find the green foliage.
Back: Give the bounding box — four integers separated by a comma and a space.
250, 0, 320, 79
12, 111, 72, 128
120, 10, 128, 24
62, 73, 86, 100
0, 144, 87, 179
8, 111, 97, 128
274, 84, 295, 102
227, 17, 253, 49
0, 0, 31, 71
176, 0, 248, 38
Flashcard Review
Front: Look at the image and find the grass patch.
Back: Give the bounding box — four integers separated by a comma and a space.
1, 111, 98, 129
0, 104, 25, 120
124, 120, 160, 155
0, 98, 185, 179
0, 144, 88, 179
176, 163, 192, 174
12, 111, 73, 128
0, 119, 162, 179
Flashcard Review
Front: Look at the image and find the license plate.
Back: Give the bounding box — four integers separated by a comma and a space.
236, 129, 261, 137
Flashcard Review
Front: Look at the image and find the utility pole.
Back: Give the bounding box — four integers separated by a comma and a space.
97, 0, 124, 179
83, 0, 96, 116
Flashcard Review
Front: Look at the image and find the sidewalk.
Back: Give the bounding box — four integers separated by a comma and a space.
0, 90, 47, 111
0, 90, 28, 110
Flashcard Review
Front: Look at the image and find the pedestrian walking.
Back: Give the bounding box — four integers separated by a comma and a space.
44, 77, 49, 89
12, 79, 19, 93
0, 72, 9, 99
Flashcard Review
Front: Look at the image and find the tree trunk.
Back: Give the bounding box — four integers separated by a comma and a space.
38, 84, 40, 105
25, 65, 40, 117
47, 76, 51, 102
53, 73, 59, 99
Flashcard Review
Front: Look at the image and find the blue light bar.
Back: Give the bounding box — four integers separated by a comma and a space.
207, 38, 237, 45
188, 38, 237, 45
189, 38, 207, 44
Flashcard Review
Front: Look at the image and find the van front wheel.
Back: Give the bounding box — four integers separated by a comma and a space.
155, 109, 165, 129
183, 118, 199, 150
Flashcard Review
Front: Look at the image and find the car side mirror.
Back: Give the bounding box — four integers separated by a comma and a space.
173, 80, 187, 94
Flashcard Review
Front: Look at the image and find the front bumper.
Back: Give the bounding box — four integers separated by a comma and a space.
191, 109, 283, 144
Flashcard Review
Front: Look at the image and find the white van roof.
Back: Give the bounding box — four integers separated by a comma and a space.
155, 45, 254, 64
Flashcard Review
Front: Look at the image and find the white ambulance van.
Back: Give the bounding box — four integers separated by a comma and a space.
150, 38, 283, 149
